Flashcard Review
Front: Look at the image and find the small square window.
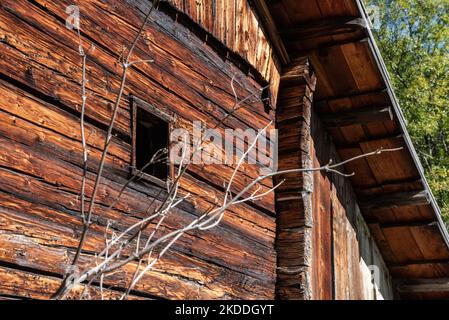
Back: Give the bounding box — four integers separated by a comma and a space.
131, 96, 172, 187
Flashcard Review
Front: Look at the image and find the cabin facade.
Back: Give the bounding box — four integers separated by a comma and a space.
0, 0, 448, 300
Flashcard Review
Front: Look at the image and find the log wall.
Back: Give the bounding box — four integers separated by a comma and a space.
0, 0, 277, 299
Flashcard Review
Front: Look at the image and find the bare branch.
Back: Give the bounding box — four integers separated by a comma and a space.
53, 10, 403, 298
52, 0, 161, 300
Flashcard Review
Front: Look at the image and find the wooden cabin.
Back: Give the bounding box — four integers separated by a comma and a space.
0, 0, 448, 300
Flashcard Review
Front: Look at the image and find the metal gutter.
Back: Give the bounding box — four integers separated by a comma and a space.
355, 0, 449, 248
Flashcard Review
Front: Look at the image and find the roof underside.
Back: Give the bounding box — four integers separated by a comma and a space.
262, 0, 449, 299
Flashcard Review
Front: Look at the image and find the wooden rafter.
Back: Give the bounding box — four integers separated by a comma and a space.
335, 134, 404, 149
389, 258, 449, 268
368, 220, 437, 230
291, 36, 370, 58
280, 17, 368, 41
359, 190, 430, 211
397, 278, 449, 293
319, 105, 393, 127
314, 88, 388, 104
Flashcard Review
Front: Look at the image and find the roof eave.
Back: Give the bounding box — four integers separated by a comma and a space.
354, 0, 449, 248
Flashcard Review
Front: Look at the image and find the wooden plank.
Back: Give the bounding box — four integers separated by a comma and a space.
312, 108, 393, 300
309, 46, 361, 99
359, 137, 420, 186
310, 109, 334, 300
366, 205, 433, 227
165, 0, 278, 84
337, 147, 379, 188
250, 0, 290, 65
341, 42, 385, 92
0, 78, 130, 163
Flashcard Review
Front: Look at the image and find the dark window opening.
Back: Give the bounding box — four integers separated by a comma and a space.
132, 96, 171, 185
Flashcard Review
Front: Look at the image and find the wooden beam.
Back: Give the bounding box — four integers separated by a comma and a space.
397, 278, 449, 293
275, 58, 316, 300
314, 88, 388, 105
291, 36, 369, 58
368, 220, 437, 230
251, 0, 290, 65
319, 105, 393, 127
335, 134, 404, 149
388, 258, 449, 268
359, 190, 430, 211
358, 177, 423, 191
279, 57, 315, 87
280, 17, 368, 41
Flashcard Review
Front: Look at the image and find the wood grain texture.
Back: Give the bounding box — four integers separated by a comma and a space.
275, 58, 316, 300
164, 0, 281, 106
311, 110, 394, 300
0, 0, 277, 299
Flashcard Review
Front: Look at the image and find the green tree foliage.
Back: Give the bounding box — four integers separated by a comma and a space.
365, 0, 449, 222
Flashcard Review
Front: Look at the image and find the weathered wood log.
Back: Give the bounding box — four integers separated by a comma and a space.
0, 209, 271, 299
0, 0, 281, 300
0, 171, 276, 285
0, 0, 278, 181
3, 0, 271, 126
0, 78, 130, 162
0, 138, 276, 281
280, 58, 316, 89
0, 107, 275, 245
179, 174, 276, 245
275, 58, 316, 300
0, 74, 274, 191
0, 10, 276, 211
0, 88, 275, 212
0, 265, 144, 300
2, 0, 276, 152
